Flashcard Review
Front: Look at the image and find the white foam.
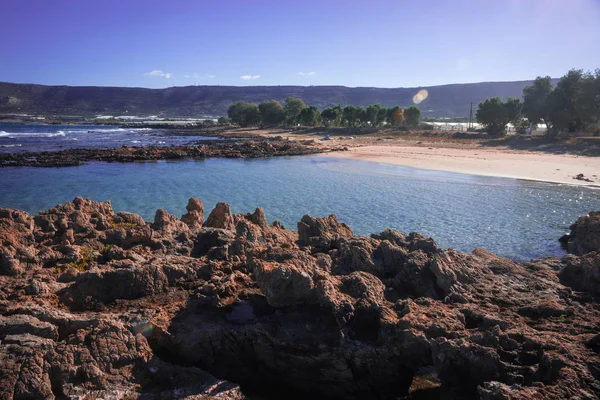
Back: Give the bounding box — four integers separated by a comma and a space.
0, 144, 22, 148
0, 131, 9, 137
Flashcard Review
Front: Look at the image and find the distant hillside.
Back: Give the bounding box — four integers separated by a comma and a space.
0, 80, 553, 118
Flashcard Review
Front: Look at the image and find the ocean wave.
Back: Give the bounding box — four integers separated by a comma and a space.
0, 131, 66, 138
131, 140, 141, 144
0, 144, 22, 148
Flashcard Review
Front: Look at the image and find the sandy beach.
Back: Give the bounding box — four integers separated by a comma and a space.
327, 142, 600, 187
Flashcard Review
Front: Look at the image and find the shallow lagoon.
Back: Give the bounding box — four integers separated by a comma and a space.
0, 155, 598, 261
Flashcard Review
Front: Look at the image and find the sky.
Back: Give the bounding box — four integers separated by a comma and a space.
1, 0, 599, 89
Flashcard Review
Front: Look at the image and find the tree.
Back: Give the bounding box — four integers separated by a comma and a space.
505, 97, 523, 124
217, 116, 231, 125
475, 97, 521, 136
227, 101, 260, 127
580, 69, 600, 128
366, 104, 383, 127
284, 97, 307, 124
356, 106, 367, 126
522, 76, 554, 134
321, 107, 341, 127
404, 106, 421, 128
548, 69, 586, 133
386, 106, 404, 126
332, 105, 343, 127
258, 100, 285, 126
297, 106, 322, 126
342, 105, 358, 127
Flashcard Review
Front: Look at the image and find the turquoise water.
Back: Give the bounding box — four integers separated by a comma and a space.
0, 156, 598, 261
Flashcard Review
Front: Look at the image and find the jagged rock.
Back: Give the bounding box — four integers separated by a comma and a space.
0, 314, 58, 341
297, 214, 353, 251
114, 211, 145, 226
0, 249, 22, 276
60, 265, 168, 308
192, 228, 236, 257
152, 208, 189, 234
559, 252, 600, 296
205, 202, 235, 230
560, 211, 600, 255
248, 207, 268, 229
0, 199, 598, 399
181, 197, 205, 230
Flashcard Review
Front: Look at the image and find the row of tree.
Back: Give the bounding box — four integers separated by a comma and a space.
224, 97, 421, 129
476, 69, 600, 136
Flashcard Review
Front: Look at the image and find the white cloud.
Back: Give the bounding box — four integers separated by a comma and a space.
241, 75, 260, 80
185, 73, 216, 79
144, 70, 172, 79
298, 72, 316, 76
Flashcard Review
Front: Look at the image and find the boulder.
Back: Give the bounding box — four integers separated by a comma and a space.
205, 202, 235, 230
181, 197, 205, 230
560, 211, 600, 255
297, 214, 353, 251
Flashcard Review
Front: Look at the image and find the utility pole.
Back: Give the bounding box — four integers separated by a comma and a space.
468, 102, 473, 131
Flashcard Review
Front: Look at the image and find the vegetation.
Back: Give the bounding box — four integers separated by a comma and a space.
227, 101, 261, 127
477, 69, 600, 136
475, 97, 522, 136
258, 100, 286, 126
217, 116, 231, 125
284, 97, 307, 124
223, 98, 423, 131
404, 106, 421, 128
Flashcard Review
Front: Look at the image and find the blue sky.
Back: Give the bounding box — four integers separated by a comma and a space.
2, 0, 599, 88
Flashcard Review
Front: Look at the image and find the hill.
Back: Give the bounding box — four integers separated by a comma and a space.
0, 80, 553, 118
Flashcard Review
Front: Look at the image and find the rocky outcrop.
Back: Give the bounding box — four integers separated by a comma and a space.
0, 138, 340, 168
560, 211, 600, 256
297, 214, 353, 251
180, 197, 204, 230
0, 198, 599, 399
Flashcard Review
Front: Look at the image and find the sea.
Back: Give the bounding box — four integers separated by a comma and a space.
0, 122, 216, 153
0, 124, 598, 262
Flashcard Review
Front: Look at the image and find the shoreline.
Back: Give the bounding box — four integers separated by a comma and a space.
326, 144, 600, 188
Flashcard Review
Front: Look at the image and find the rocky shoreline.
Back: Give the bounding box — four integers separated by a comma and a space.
0, 198, 599, 399
0, 138, 342, 167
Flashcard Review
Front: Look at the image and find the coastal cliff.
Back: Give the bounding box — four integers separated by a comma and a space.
0, 198, 599, 399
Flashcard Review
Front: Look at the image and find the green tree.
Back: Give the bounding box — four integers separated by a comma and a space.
227, 101, 260, 127
522, 76, 554, 134
548, 69, 586, 133
404, 106, 421, 128
284, 97, 307, 124
258, 100, 286, 126
475, 97, 521, 136
342, 105, 358, 127
297, 106, 322, 126
356, 106, 367, 126
366, 104, 383, 127
321, 107, 341, 127
580, 69, 600, 128
217, 116, 231, 125
332, 105, 343, 127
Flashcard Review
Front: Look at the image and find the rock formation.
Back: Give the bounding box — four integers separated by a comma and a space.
0, 197, 598, 399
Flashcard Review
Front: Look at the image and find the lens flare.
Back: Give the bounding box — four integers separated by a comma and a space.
412, 89, 429, 104
132, 321, 154, 338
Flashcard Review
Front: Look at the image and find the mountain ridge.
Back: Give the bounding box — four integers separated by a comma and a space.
0, 79, 557, 118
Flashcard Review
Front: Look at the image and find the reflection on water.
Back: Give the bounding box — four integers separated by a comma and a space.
0, 155, 598, 261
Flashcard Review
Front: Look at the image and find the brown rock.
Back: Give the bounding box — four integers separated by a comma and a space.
205, 202, 235, 230
181, 197, 205, 230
